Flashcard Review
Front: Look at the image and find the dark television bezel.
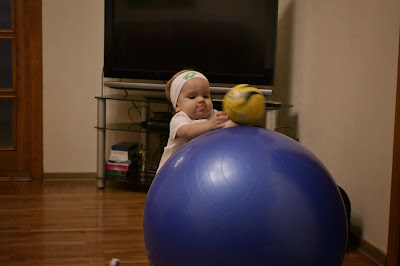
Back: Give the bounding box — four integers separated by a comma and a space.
104, 0, 278, 86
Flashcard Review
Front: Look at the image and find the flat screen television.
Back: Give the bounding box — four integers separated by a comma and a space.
104, 0, 278, 86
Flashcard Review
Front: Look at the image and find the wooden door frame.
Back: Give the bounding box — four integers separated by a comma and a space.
14, 0, 42, 180
386, 31, 400, 265
28, 0, 43, 180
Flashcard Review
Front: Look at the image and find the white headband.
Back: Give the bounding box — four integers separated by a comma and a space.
170, 71, 208, 109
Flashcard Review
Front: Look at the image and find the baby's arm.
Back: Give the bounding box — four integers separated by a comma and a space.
176, 111, 229, 141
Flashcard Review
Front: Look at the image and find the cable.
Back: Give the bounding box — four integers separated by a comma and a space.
127, 107, 138, 123
127, 101, 157, 123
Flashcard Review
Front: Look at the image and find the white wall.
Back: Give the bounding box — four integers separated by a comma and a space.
275, 0, 399, 252
42, 0, 399, 252
43, 0, 104, 172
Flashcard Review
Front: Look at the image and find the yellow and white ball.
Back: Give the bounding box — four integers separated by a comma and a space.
222, 84, 266, 125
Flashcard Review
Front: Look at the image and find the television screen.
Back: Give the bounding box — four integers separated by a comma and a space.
104, 0, 278, 86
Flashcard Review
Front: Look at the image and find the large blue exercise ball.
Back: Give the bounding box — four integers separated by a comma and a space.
143, 127, 347, 266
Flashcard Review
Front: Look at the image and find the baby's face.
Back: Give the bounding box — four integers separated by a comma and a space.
176, 78, 213, 120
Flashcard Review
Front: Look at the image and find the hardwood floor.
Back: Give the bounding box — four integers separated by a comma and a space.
0, 180, 378, 265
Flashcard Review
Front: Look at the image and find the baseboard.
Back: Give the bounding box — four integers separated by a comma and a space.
43, 172, 96, 181
349, 233, 386, 265
0, 176, 31, 181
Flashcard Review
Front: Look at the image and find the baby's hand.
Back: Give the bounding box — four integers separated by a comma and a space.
210, 111, 229, 129
224, 119, 239, 128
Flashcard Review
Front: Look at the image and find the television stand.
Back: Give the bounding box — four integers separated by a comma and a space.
96, 82, 281, 189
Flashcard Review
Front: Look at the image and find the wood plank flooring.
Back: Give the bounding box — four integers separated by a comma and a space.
0, 180, 378, 265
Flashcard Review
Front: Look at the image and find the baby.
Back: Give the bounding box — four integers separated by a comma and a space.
109, 70, 233, 265
157, 69, 233, 172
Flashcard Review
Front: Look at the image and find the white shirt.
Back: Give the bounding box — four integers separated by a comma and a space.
157, 109, 218, 173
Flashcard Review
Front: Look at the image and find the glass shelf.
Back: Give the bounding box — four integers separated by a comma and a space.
96, 122, 168, 135
96, 169, 155, 189
95, 90, 169, 189
96, 94, 169, 104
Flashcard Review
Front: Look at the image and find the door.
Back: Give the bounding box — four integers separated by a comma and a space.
0, 0, 42, 180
